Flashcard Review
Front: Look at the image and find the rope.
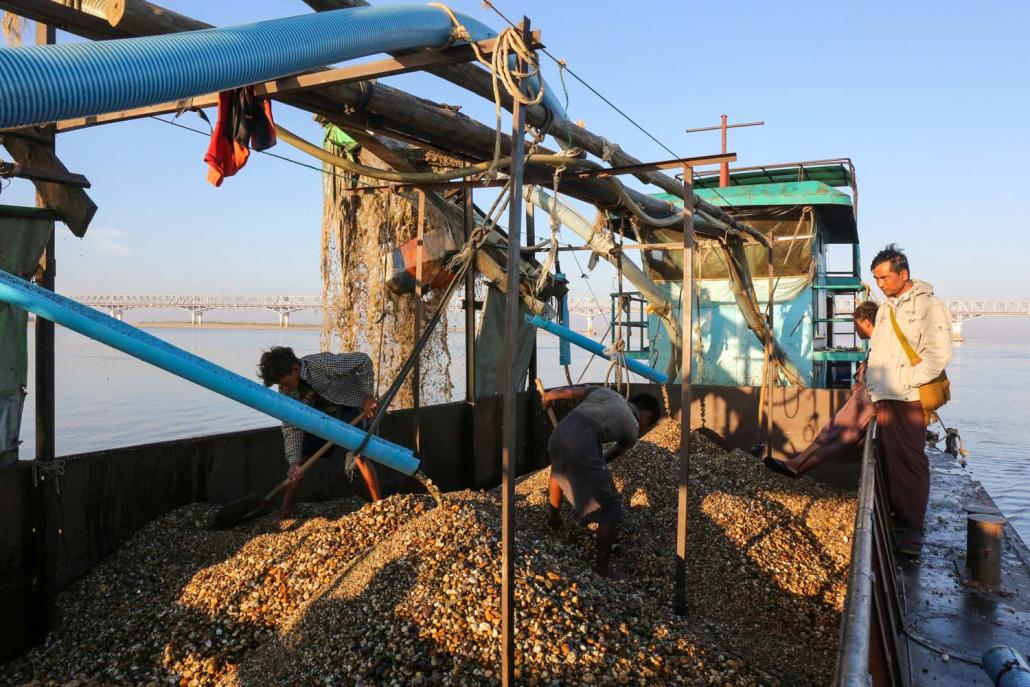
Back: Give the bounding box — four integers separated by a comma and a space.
606, 219, 631, 397
533, 156, 567, 294
430, 2, 544, 178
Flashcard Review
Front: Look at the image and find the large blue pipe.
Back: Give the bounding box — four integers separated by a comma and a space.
525, 314, 669, 384
983, 646, 1030, 687
0, 4, 565, 129
0, 269, 420, 475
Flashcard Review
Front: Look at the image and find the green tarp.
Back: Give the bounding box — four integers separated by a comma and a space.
0, 209, 52, 464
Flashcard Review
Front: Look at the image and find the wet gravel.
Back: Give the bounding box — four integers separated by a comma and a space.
3, 419, 855, 686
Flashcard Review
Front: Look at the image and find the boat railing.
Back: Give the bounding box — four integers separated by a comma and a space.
833, 420, 906, 686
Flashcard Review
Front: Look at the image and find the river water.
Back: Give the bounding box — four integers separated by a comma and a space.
16, 323, 1030, 542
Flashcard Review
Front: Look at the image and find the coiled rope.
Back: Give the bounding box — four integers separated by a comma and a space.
430, 2, 545, 177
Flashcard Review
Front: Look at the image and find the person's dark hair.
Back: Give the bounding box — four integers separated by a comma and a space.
629, 393, 662, 422
870, 243, 909, 275
852, 300, 879, 325
258, 346, 299, 386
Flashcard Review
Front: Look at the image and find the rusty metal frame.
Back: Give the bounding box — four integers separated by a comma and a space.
674, 163, 695, 614
498, 17, 532, 686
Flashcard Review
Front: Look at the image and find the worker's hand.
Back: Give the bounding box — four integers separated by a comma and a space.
541, 391, 555, 408
362, 395, 378, 419
287, 464, 303, 483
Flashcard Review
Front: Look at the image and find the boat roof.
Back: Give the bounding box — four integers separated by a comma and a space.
693, 159, 855, 189
653, 160, 859, 244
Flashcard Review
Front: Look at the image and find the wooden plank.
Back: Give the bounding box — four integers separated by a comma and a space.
0, 160, 91, 188
0, 136, 97, 237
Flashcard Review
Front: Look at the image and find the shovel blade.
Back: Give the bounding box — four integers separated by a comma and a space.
211, 493, 267, 529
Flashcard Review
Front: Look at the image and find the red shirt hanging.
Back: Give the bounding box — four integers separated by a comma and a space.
204, 86, 276, 187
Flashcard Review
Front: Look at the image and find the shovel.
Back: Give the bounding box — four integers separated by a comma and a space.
534, 378, 559, 429
212, 412, 367, 528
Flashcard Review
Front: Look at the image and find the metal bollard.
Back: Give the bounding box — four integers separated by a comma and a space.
966, 513, 1006, 588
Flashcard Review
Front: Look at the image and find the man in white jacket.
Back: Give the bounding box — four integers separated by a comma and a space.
865, 244, 953, 555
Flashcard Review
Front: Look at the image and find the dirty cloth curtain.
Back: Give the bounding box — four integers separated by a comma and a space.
0, 215, 52, 464
474, 285, 535, 398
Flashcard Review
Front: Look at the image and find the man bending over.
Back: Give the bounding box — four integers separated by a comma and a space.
541, 385, 660, 577
258, 347, 381, 519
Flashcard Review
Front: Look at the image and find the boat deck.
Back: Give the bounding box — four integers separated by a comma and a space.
900, 448, 1030, 685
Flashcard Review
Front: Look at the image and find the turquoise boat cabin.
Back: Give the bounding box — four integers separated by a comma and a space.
615, 158, 864, 389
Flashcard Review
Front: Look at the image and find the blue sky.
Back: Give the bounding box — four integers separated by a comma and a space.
2, 0, 1027, 303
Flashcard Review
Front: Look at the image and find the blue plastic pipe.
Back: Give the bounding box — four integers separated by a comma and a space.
0, 4, 565, 129
0, 269, 420, 475
525, 314, 668, 384
983, 646, 1030, 687
554, 272, 571, 366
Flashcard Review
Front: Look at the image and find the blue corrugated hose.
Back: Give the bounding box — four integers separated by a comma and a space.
983, 646, 1030, 687
0, 269, 421, 476
0, 4, 565, 129
525, 314, 669, 384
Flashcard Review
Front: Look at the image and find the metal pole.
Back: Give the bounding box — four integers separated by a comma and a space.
29, 15, 57, 648
719, 114, 729, 188
499, 17, 531, 686
765, 253, 775, 459
526, 202, 537, 389
464, 187, 477, 403
413, 189, 425, 450
675, 164, 695, 615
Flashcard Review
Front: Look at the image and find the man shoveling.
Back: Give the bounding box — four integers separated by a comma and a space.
258, 347, 381, 519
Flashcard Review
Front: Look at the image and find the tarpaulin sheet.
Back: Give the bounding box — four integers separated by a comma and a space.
0, 213, 52, 464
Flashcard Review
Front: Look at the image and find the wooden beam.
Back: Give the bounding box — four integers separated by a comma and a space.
0, 135, 97, 237
0, 0, 132, 40
567, 153, 737, 179
105, 0, 213, 35
0, 160, 91, 188
54, 96, 219, 133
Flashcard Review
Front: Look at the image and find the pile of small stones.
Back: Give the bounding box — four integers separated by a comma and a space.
3, 419, 855, 687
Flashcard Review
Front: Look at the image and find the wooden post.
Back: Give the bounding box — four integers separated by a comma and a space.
675, 164, 695, 615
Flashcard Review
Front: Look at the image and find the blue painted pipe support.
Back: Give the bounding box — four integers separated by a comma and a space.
0, 4, 565, 129
525, 314, 668, 384
983, 645, 1030, 687
0, 269, 420, 475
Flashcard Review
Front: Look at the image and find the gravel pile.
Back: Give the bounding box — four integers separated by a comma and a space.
3, 419, 855, 687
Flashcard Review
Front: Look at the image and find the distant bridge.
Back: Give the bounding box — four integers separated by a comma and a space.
69, 294, 612, 329
943, 300, 1030, 340
71, 295, 323, 326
